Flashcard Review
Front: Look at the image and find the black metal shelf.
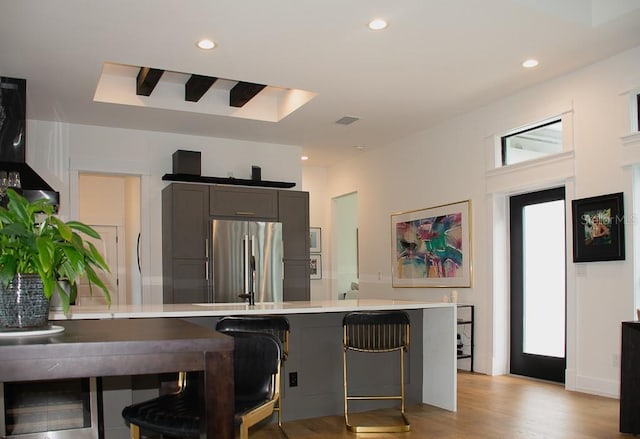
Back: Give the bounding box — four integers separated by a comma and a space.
457, 304, 474, 372
162, 173, 296, 188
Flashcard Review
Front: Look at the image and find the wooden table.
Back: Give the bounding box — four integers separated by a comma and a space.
0, 318, 234, 439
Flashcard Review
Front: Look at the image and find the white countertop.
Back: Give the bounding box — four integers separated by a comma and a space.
49, 299, 455, 320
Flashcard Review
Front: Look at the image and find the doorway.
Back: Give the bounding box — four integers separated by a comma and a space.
332, 192, 358, 299
509, 187, 566, 383
78, 173, 141, 305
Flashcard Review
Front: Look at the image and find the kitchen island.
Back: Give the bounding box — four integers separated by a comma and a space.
50, 299, 457, 427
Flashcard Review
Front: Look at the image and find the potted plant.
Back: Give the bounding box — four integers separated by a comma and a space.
0, 189, 110, 328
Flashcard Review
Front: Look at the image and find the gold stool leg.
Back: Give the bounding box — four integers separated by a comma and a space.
343, 346, 411, 432
239, 421, 249, 439
130, 424, 140, 439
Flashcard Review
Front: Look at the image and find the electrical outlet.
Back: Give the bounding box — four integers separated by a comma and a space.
289, 371, 298, 387
613, 353, 620, 367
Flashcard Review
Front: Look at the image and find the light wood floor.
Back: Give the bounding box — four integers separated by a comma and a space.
251, 372, 625, 439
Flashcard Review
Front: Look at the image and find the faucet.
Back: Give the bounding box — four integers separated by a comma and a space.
238, 291, 255, 306
238, 255, 256, 306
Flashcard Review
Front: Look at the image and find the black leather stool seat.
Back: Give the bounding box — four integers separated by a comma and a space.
122, 391, 201, 438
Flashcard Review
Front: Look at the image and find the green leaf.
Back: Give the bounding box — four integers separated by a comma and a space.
85, 265, 111, 306
6, 189, 31, 224
36, 237, 55, 272
67, 221, 101, 239
38, 271, 56, 299
87, 242, 110, 272
54, 281, 71, 314
50, 216, 73, 241
0, 257, 17, 286
61, 244, 85, 273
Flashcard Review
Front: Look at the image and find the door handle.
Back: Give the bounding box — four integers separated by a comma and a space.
136, 233, 141, 273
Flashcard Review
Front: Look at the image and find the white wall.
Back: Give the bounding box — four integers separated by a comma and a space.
25, 121, 303, 303
315, 44, 640, 398
302, 166, 332, 299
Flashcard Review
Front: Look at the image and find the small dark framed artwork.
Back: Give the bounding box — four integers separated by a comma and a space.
572, 192, 625, 262
310, 254, 322, 280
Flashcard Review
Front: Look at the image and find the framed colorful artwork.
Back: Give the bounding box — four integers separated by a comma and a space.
391, 200, 472, 288
572, 192, 625, 262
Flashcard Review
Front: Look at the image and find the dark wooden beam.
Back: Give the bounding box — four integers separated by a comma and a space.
229, 82, 266, 108
185, 75, 218, 102
136, 67, 164, 96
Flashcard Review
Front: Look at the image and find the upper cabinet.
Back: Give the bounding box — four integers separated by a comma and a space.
209, 185, 278, 219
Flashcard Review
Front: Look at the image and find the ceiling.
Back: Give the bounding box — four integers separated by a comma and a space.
1, 0, 640, 167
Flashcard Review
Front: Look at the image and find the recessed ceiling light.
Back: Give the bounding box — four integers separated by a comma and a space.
368, 19, 388, 30
522, 59, 539, 68
301, 156, 309, 161
196, 39, 216, 50
354, 145, 365, 151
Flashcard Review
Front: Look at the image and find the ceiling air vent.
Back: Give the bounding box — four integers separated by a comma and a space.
335, 116, 360, 125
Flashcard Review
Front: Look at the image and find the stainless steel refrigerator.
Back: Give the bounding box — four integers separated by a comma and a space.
210, 219, 283, 303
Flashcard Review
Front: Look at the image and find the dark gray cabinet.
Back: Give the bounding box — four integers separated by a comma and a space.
278, 190, 310, 300
278, 190, 309, 259
620, 321, 640, 434
283, 259, 311, 301
162, 184, 209, 303
162, 183, 310, 303
210, 185, 278, 219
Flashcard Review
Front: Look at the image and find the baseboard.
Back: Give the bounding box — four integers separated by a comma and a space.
574, 374, 619, 399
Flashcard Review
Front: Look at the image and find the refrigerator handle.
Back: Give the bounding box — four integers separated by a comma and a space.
243, 235, 250, 295
281, 240, 285, 280
250, 235, 256, 290
204, 238, 209, 280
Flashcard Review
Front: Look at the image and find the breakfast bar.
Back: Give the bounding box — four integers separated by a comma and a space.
51, 299, 458, 418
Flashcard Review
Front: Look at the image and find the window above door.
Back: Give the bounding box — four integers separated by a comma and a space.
501, 119, 563, 166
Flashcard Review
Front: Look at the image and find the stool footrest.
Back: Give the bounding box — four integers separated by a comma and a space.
346, 395, 403, 401
346, 413, 411, 433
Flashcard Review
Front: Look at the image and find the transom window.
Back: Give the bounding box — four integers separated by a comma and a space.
501, 119, 563, 166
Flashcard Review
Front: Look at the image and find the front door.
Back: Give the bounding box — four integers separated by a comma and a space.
509, 187, 566, 383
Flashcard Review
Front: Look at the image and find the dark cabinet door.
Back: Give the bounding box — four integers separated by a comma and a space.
167, 184, 209, 259
210, 186, 278, 219
620, 322, 640, 434
170, 259, 208, 303
283, 260, 311, 301
162, 184, 209, 303
279, 190, 310, 301
278, 190, 310, 259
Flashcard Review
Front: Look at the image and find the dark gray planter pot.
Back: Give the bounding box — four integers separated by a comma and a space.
0, 274, 50, 329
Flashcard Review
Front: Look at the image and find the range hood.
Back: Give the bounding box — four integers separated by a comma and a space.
0, 77, 59, 209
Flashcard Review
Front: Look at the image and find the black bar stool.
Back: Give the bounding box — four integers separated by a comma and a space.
216, 315, 290, 431
121, 332, 282, 439
342, 310, 411, 433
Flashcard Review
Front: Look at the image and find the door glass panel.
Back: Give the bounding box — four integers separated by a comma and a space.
522, 200, 565, 357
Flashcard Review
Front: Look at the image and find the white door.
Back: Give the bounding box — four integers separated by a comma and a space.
76, 225, 121, 307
